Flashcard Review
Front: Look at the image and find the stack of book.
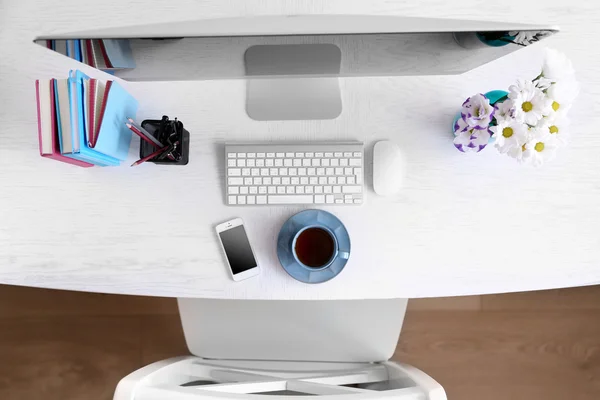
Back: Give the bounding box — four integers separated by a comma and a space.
36, 70, 138, 167
43, 39, 136, 72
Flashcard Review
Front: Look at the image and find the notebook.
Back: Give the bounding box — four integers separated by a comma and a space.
100, 39, 136, 69
35, 79, 92, 168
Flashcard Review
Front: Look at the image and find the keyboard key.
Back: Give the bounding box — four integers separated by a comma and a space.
228, 168, 241, 176
325, 152, 333, 157
264, 177, 272, 185
319, 177, 327, 184
259, 186, 267, 194
285, 152, 294, 157
228, 153, 236, 158
267, 152, 275, 158
238, 153, 246, 158
280, 168, 288, 175
256, 159, 265, 167
330, 159, 339, 166
273, 177, 281, 185
229, 186, 240, 194
289, 168, 297, 176
343, 185, 362, 194
300, 177, 309, 184
347, 176, 356, 184
296, 186, 305, 194
305, 186, 314, 193
309, 177, 318, 184
240, 187, 249, 194
269, 195, 314, 204
315, 152, 324, 157
306, 152, 314, 157
354, 199, 362, 204
253, 177, 262, 185
257, 153, 266, 158
334, 152, 342, 157
335, 199, 343, 204
324, 186, 332, 193
249, 187, 258, 194
277, 186, 286, 194
242, 168, 251, 176
268, 186, 276, 194
286, 186, 295, 194
303, 159, 311, 167
345, 195, 353, 200
228, 177, 243, 185
298, 168, 307, 176
335, 168, 344, 175
343, 152, 352, 157
315, 195, 325, 204
337, 177, 346, 185
326, 195, 334, 203
275, 159, 283, 167
276, 152, 284, 157
237, 159, 246, 167
247, 159, 256, 167
238, 195, 246, 204
349, 158, 362, 166
345, 199, 353, 204
328, 177, 336, 184
270, 168, 278, 175
260, 169, 269, 176
228, 196, 237, 204
291, 177, 300, 185
315, 186, 323, 193
244, 178, 252, 185
333, 186, 341, 193
317, 168, 325, 175
247, 196, 256, 204
295, 152, 304, 158
284, 159, 293, 167
308, 168, 316, 175
293, 159, 302, 167
353, 152, 362, 157
312, 159, 321, 167
266, 159, 274, 167
248, 153, 256, 158
340, 159, 349, 166
228, 159, 236, 167
282, 177, 291, 185
251, 168, 260, 176
345, 168, 353, 175
322, 159, 330, 167
257, 195, 267, 204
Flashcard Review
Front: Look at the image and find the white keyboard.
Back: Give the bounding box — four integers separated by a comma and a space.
225, 143, 364, 206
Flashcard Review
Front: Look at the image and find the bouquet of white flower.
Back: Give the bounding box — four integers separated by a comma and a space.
453, 48, 579, 166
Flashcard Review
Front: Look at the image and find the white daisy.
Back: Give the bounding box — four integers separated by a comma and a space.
546, 78, 579, 118
544, 114, 571, 145
491, 120, 527, 154
493, 100, 516, 124
522, 128, 560, 167
508, 79, 551, 126
542, 48, 575, 81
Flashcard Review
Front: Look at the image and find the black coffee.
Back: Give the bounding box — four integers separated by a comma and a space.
294, 228, 335, 268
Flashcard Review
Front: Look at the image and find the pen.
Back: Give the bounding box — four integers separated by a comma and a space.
126, 123, 162, 148
131, 145, 170, 167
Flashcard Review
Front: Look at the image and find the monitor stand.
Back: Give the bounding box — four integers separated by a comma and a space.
244, 44, 342, 121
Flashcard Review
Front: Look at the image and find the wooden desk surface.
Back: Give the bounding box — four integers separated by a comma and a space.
0, 0, 598, 299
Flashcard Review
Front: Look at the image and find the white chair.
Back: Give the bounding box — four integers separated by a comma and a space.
114, 299, 446, 400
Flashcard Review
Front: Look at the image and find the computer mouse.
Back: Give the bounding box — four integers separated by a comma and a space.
373, 140, 405, 196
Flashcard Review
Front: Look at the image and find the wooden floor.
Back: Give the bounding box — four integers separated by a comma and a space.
1, 286, 600, 399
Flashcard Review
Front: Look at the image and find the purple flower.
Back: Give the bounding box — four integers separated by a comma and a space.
461, 93, 495, 130
453, 128, 492, 153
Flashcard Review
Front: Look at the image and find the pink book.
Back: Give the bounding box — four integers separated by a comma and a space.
36, 79, 93, 167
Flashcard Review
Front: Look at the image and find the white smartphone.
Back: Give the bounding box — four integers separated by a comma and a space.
215, 218, 260, 281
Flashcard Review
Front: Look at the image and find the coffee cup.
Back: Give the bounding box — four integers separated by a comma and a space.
291, 225, 350, 271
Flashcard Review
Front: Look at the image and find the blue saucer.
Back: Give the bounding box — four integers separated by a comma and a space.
277, 210, 351, 284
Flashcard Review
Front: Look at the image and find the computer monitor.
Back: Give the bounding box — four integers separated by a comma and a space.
37, 15, 558, 121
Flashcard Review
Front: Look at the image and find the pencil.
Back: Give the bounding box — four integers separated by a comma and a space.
127, 118, 163, 145
131, 145, 169, 167
126, 123, 162, 148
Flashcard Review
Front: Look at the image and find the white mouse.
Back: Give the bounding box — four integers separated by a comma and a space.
373, 140, 405, 196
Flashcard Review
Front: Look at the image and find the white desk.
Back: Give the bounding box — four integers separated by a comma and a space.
1, 0, 599, 300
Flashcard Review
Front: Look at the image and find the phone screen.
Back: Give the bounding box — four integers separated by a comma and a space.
219, 225, 257, 275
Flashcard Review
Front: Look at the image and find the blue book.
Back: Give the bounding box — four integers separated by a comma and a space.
67, 70, 121, 166
101, 39, 136, 69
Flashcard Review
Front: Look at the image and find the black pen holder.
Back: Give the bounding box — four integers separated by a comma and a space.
139, 117, 190, 165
